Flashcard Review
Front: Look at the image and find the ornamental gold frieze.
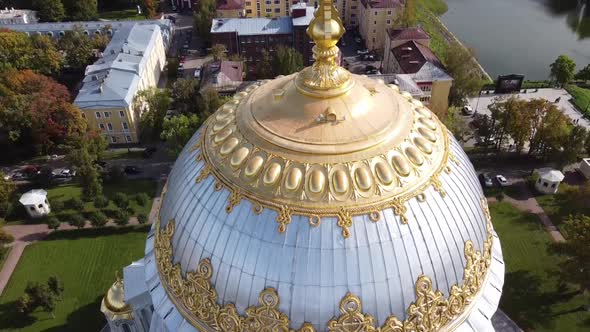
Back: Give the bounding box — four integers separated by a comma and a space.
192, 80, 458, 238
153, 198, 494, 332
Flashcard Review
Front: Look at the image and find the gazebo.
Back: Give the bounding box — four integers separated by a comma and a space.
535, 168, 565, 194
19, 189, 50, 218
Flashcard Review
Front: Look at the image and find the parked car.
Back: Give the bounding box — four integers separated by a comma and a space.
496, 174, 509, 187
60, 169, 76, 177
462, 105, 474, 115
479, 173, 493, 187
362, 54, 376, 61
357, 49, 369, 55
124, 166, 142, 175
143, 147, 157, 158
194, 67, 201, 79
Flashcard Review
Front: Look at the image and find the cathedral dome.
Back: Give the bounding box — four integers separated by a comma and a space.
143, 2, 505, 331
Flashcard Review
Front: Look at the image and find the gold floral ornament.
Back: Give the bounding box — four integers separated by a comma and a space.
154, 196, 495, 332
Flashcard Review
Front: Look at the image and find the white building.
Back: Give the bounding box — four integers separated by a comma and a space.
19, 189, 50, 219
535, 168, 565, 194
101, 274, 149, 332
0, 8, 37, 24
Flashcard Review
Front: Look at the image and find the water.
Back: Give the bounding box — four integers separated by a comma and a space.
441, 0, 590, 80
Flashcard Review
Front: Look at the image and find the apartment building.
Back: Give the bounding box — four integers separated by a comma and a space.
382, 27, 452, 117
74, 23, 168, 144
358, 0, 402, 51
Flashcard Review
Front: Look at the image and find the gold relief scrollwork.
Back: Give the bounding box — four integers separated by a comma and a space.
336, 208, 353, 238
225, 190, 242, 214
196, 165, 211, 184
276, 205, 293, 233
243, 288, 290, 332
327, 293, 377, 332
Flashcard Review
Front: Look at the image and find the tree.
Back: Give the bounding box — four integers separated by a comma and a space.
528, 100, 569, 159
561, 125, 587, 167
67, 134, 105, 200
46, 216, 60, 231
210, 44, 227, 61
58, 25, 94, 70
68, 214, 86, 229
256, 49, 273, 79
193, 0, 216, 41
0, 174, 15, 219
113, 193, 129, 209
63, 0, 97, 21
272, 46, 304, 76
66, 197, 84, 210
172, 78, 199, 113
401, 0, 417, 27
198, 87, 226, 118
443, 107, 470, 143
551, 215, 590, 293
135, 193, 150, 206
143, 0, 157, 18
34, 0, 65, 22
89, 210, 107, 227
549, 55, 576, 87
161, 114, 201, 155
0, 30, 62, 75
134, 88, 172, 143
137, 212, 148, 224
113, 208, 130, 226
576, 64, 590, 81
18, 281, 58, 317
92, 33, 110, 51
93, 195, 109, 208
47, 276, 64, 299
30, 34, 63, 75
444, 42, 484, 106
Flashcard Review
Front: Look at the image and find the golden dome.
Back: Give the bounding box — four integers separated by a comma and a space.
101, 276, 133, 320
194, 3, 449, 238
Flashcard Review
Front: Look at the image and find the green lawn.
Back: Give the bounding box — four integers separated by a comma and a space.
0, 226, 149, 332
416, 7, 449, 61
7, 179, 157, 225
533, 183, 588, 236
566, 85, 590, 116
102, 149, 145, 160
98, 9, 146, 21
418, 0, 448, 15
491, 202, 590, 332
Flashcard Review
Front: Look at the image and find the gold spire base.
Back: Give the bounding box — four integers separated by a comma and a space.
295, 64, 354, 98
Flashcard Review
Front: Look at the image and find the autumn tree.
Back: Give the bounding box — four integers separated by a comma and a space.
172, 78, 199, 113
528, 100, 569, 159
549, 55, 576, 87
0, 70, 86, 154
30, 34, 63, 75
161, 114, 201, 155
63, 0, 97, 21
0, 30, 62, 75
256, 49, 273, 79
444, 42, 484, 106
34, 0, 66, 22
551, 215, 590, 294
210, 44, 227, 61
58, 25, 95, 70
561, 125, 587, 167
134, 88, 172, 143
143, 0, 157, 18
273, 46, 304, 76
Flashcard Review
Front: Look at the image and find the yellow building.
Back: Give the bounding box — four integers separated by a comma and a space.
358, 0, 402, 51
75, 23, 168, 144
381, 27, 452, 117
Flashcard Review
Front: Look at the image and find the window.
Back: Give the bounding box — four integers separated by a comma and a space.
372, 37, 375, 42
246, 1, 251, 4
126, 135, 132, 142
29, 206, 35, 212
374, 11, 377, 15
99, 123, 105, 130
373, 29, 376, 33
374, 21, 377, 25
119, 110, 125, 117
122, 122, 129, 131
387, 10, 391, 15
351, 5, 356, 9
266, 8, 271, 12
275, 7, 280, 12
107, 123, 113, 131
386, 19, 391, 24
543, 182, 548, 187
38, 204, 43, 208
95, 112, 101, 118
265, 0, 271, 4
274, 0, 280, 4
110, 136, 117, 143
351, 20, 356, 24
246, 9, 252, 13
351, 13, 356, 17
551, 183, 557, 188
103, 111, 110, 118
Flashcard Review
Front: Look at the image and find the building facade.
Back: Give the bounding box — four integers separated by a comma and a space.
74, 23, 169, 144
358, 0, 402, 51
382, 28, 452, 117
0, 8, 37, 24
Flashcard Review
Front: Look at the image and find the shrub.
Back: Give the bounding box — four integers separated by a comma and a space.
66, 197, 84, 210
68, 214, 86, 229
89, 211, 108, 227
113, 209, 130, 226
136, 213, 148, 224
50, 200, 65, 212
113, 193, 129, 209
135, 193, 150, 206
46, 216, 60, 231
94, 195, 110, 209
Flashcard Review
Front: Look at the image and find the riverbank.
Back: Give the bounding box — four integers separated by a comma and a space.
417, 3, 492, 82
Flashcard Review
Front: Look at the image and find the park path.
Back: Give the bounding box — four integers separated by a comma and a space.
0, 181, 165, 296
488, 177, 565, 243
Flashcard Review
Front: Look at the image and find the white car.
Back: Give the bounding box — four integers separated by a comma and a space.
194, 68, 201, 79
357, 49, 369, 55
496, 175, 509, 186
462, 105, 474, 115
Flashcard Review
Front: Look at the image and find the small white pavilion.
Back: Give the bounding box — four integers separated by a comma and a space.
535, 168, 565, 194
19, 189, 50, 218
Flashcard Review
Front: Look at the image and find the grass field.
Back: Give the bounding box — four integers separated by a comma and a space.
0, 226, 149, 332
491, 202, 590, 331
7, 179, 157, 225
418, 0, 448, 15
566, 85, 590, 116
533, 183, 589, 236
98, 9, 146, 21
101, 149, 145, 160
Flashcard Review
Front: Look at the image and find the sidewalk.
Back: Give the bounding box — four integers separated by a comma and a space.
0, 180, 165, 296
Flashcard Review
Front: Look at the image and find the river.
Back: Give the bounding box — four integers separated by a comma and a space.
441, 0, 590, 80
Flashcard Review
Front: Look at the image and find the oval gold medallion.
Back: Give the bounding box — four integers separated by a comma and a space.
419, 117, 437, 131
220, 138, 239, 156
405, 146, 424, 166
374, 160, 394, 185
415, 107, 432, 119
354, 167, 373, 191
213, 118, 232, 132
332, 170, 349, 194
418, 127, 437, 142
230, 147, 250, 168
214, 128, 233, 144
244, 156, 264, 177
309, 170, 326, 194
414, 137, 433, 155
391, 154, 411, 177
263, 163, 282, 186
285, 168, 303, 191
